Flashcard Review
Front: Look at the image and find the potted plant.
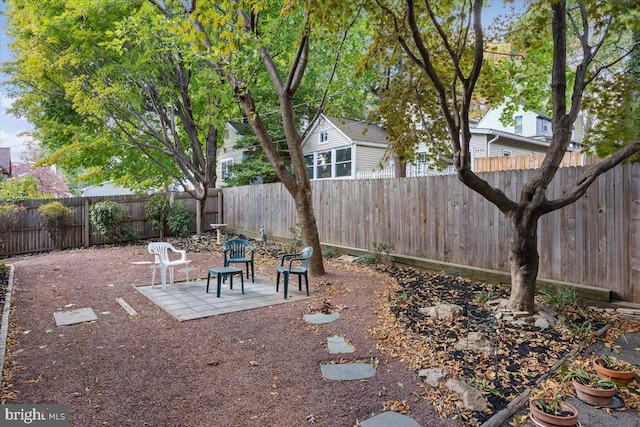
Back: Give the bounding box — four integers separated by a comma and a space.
565, 366, 617, 406
593, 354, 638, 386
529, 396, 579, 427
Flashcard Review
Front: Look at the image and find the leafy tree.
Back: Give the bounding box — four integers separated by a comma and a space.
3, 0, 233, 234
372, 0, 640, 312
147, 0, 371, 275
0, 175, 49, 203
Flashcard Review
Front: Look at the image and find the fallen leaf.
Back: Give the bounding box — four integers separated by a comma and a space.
249, 360, 259, 366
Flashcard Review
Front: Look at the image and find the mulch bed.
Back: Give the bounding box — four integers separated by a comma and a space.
1, 234, 638, 427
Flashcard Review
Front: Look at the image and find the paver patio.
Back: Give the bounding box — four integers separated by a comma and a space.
135, 274, 311, 321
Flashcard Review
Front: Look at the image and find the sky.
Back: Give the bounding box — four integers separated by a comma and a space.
0, 1, 526, 164
0, 2, 32, 162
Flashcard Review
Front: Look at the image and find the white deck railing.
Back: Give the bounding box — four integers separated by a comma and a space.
355, 164, 456, 179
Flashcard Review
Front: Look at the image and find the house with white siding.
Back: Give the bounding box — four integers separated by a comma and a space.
216, 121, 253, 186
469, 103, 583, 168
301, 115, 392, 180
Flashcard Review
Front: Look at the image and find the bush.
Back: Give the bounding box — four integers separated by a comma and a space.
145, 195, 170, 238
355, 242, 394, 266
89, 201, 136, 243
38, 201, 72, 248
167, 202, 192, 237
0, 261, 8, 275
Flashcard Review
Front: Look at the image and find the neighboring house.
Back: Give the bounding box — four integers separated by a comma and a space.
301, 115, 391, 180
81, 181, 135, 197
470, 103, 584, 168
0, 148, 11, 179
216, 121, 253, 186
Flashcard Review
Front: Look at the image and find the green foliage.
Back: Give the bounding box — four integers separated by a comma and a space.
540, 286, 580, 311
561, 363, 616, 389
89, 201, 136, 243
533, 396, 567, 416
355, 242, 393, 265
38, 201, 72, 248
166, 202, 192, 238
286, 225, 303, 253
224, 154, 280, 187
321, 246, 339, 259
145, 195, 170, 238
0, 203, 24, 232
0, 175, 49, 203
0, 261, 8, 275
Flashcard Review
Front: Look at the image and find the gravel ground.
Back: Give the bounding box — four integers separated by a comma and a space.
1, 241, 459, 427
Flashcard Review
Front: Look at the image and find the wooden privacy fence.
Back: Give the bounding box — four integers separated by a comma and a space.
0, 190, 221, 256
223, 163, 640, 303
474, 152, 600, 172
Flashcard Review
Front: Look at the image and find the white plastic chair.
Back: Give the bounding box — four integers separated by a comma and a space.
147, 242, 191, 291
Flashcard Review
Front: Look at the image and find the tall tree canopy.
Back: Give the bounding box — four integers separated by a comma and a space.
3, 0, 234, 233
370, 0, 640, 312
146, 0, 369, 274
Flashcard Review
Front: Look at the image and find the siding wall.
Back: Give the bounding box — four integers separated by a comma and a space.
223, 163, 640, 303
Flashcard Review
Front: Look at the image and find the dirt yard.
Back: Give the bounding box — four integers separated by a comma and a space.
1, 240, 459, 427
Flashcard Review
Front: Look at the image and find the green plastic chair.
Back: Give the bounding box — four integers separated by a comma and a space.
223, 239, 255, 282
276, 246, 313, 299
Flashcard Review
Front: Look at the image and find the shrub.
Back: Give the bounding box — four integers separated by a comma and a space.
38, 201, 72, 248
145, 195, 170, 238
167, 202, 192, 237
355, 242, 394, 266
540, 286, 580, 311
89, 201, 136, 243
0, 261, 8, 275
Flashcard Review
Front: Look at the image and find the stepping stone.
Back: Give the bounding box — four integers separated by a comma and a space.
320, 363, 375, 380
361, 411, 421, 427
53, 307, 98, 326
327, 336, 354, 354
303, 312, 340, 324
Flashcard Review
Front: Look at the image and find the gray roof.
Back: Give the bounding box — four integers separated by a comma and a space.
325, 116, 389, 144
228, 121, 252, 133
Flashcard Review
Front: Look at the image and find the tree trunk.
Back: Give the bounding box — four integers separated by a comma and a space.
194, 185, 211, 236
295, 186, 325, 276
506, 211, 540, 313
394, 153, 407, 178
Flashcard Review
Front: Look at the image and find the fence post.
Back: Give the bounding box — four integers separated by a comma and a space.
83, 198, 90, 247
217, 188, 223, 224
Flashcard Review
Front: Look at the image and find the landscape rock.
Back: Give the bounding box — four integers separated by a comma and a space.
418, 303, 464, 320
417, 368, 448, 387
445, 379, 489, 412
534, 317, 550, 330
454, 332, 492, 353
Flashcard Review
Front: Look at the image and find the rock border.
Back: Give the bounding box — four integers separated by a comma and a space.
0, 264, 15, 390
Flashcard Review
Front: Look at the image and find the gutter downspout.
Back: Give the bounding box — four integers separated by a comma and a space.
482, 133, 500, 171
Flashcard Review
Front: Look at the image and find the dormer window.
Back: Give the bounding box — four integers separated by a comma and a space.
319, 131, 328, 144
514, 116, 523, 134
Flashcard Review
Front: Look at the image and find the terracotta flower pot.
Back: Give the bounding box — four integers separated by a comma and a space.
572, 378, 616, 406
529, 399, 579, 427
593, 358, 637, 386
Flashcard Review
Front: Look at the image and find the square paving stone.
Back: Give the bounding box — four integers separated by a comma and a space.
327, 336, 355, 354
320, 363, 375, 381
53, 307, 98, 326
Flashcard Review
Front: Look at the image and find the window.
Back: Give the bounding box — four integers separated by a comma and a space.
305, 147, 352, 179
417, 152, 428, 163
304, 154, 314, 179
335, 148, 352, 177
503, 150, 512, 157
514, 115, 523, 134
319, 131, 329, 144
316, 150, 332, 178
221, 159, 234, 180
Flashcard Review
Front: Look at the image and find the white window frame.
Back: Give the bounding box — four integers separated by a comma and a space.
514, 115, 523, 134
305, 147, 352, 179
220, 158, 234, 180
319, 131, 329, 144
